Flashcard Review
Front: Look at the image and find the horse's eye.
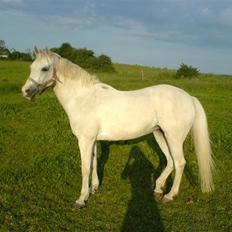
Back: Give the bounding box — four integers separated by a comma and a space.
41, 66, 49, 72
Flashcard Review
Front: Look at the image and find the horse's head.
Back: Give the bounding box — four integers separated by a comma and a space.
22, 47, 56, 100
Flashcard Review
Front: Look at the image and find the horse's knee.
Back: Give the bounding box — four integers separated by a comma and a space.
175, 159, 186, 170
167, 160, 174, 171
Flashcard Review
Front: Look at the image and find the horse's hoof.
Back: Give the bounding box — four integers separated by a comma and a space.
154, 191, 163, 200
162, 195, 173, 203
89, 186, 96, 195
73, 201, 85, 209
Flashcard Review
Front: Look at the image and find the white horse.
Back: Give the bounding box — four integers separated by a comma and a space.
22, 47, 214, 208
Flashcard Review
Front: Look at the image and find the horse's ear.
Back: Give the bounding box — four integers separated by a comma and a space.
34, 46, 41, 56
45, 47, 51, 56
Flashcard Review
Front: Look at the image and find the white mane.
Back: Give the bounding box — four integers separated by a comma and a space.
51, 52, 100, 86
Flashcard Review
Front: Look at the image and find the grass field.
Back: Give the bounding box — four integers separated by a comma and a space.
0, 60, 231, 231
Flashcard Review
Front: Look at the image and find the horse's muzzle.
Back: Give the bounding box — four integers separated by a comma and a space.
22, 85, 38, 100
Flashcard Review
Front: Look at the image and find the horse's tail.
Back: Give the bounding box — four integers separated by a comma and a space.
192, 97, 214, 192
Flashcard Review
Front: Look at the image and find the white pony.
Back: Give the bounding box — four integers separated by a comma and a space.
22, 48, 214, 208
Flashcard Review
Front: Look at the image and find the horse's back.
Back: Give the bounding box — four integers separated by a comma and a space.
97, 83, 195, 112
97, 83, 191, 98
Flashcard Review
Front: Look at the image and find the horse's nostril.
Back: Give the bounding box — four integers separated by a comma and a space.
25, 88, 30, 93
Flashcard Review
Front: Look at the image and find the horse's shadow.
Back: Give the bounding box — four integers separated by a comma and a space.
120, 145, 164, 232
99, 134, 197, 191
98, 134, 197, 231
98, 135, 165, 187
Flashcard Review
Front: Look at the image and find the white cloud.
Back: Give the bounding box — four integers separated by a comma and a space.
0, 8, 24, 16
0, 0, 23, 4
221, 8, 232, 26
112, 16, 145, 31
201, 7, 210, 16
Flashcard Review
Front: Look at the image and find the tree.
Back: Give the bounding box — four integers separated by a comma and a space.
58, 43, 75, 60
0, 40, 10, 56
8, 50, 21, 60
75, 48, 95, 68
52, 42, 115, 72
96, 55, 115, 72
176, 63, 200, 78
8, 49, 32, 61
0, 40, 6, 50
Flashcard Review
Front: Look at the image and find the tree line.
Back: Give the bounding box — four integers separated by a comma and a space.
0, 40, 32, 61
1, 39, 200, 77
0, 40, 115, 73
51, 43, 115, 72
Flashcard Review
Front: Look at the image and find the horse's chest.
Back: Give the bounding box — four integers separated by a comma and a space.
67, 104, 99, 138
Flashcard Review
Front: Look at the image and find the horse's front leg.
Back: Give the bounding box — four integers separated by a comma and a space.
91, 142, 99, 194
75, 137, 95, 208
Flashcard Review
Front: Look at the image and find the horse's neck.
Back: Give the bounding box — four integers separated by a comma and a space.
53, 64, 93, 115
53, 78, 77, 107
52, 56, 101, 117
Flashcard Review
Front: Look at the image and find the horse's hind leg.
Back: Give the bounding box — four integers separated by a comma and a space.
162, 134, 186, 202
153, 130, 174, 198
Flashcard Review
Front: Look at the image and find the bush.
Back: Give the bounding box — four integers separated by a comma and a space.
176, 63, 200, 78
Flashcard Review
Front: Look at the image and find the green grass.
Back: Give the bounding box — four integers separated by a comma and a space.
0, 60, 231, 231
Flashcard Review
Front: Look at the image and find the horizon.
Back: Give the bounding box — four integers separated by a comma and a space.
1, 0, 232, 75
2, 43, 232, 77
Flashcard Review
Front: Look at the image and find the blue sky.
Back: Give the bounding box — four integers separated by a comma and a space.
0, 0, 232, 74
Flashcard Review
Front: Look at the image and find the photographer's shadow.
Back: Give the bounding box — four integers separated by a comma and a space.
121, 145, 164, 232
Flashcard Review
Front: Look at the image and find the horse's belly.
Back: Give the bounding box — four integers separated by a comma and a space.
96, 117, 158, 141
96, 127, 156, 141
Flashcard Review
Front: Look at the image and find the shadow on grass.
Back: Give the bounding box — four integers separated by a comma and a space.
98, 141, 110, 186
98, 135, 166, 187
98, 134, 197, 191
97, 134, 197, 231
121, 146, 164, 232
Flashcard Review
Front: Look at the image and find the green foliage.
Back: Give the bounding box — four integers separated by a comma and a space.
0, 40, 5, 48
0, 39, 33, 61
0, 61, 231, 231
8, 50, 32, 61
176, 63, 200, 78
0, 40, 10, 57
52, 43, 115, 73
